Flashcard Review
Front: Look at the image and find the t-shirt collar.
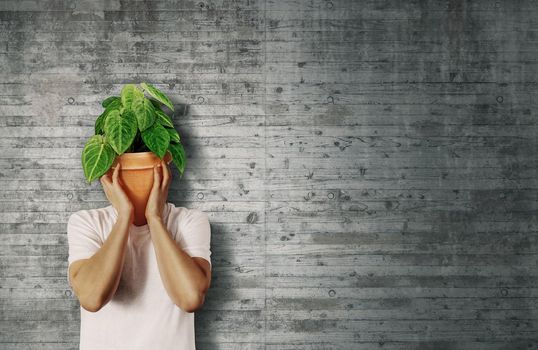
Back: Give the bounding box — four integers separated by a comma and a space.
109, 202, 171, 234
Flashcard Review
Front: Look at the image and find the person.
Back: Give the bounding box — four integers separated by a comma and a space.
66, 160, 212, 349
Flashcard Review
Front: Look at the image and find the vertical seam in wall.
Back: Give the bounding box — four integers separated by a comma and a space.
263, 0, 268, 347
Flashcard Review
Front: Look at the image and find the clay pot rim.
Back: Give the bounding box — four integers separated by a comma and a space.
110, 150, 173, 170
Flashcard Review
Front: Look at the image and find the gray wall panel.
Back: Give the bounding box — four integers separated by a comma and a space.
1, 0, 537, 349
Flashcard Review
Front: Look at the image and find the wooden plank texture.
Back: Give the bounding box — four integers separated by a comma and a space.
1, 0, 538, 348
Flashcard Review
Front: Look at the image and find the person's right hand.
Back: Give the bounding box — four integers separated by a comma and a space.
100, 163, 134, 223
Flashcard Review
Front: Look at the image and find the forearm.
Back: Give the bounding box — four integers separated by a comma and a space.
72, 214, 131, 311
148, 216, 208, 312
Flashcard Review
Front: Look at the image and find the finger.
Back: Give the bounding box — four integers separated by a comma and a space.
161, 160, 170, 190
100, 173, 112, 187
153, 164, 161, 189
112, 163, 120, 185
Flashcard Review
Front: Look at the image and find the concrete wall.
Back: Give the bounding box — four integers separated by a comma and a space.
1, 0, 537, 348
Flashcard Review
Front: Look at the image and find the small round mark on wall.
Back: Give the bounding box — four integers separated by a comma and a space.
328, 289, 336, 297
500, 288, 509, 297
67, 192, 74, 200
197, 192, 204, 199
496, 96, 504, 103
67, 97, 75, 104
327, 96, 334, 104
276, 87, 283, 93
326, 1, 334, 9
327, 192, 335, 199
65, 290, 72, 298
197, 96, 205, 104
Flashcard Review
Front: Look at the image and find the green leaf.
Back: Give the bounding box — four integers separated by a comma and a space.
155, 109, 174, 128
141, 121, 170, 159
121, 84, 143, 109
95, 110, 107, 135
102, 96, 120, 108
132, 97, 156, 132
104, 109, 138, 154
168, 142, 186, 176
107, 97, 122, 110
151, 100, 175, 127
96, 99, 122, 135
166, 127, 180, 143
82, 134, 116, 184
140, 82, 174, 111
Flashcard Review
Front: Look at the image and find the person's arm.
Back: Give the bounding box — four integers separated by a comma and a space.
148, 216, 211, 313
68, 162, 135, 313
69, 212, 131, 312
144, 160, 211, 313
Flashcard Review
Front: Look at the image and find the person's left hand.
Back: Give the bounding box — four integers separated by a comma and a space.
145, 159, 172, 222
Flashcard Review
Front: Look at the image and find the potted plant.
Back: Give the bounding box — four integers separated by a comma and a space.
81, 83, 186, 218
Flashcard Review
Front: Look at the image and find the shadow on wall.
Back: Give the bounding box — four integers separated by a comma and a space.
168, 100, 227, 346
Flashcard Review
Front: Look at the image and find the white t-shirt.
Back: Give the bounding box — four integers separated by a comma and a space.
66, 202, 212, 350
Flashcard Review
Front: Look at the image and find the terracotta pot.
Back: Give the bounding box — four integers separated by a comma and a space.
106, 151, 172, 218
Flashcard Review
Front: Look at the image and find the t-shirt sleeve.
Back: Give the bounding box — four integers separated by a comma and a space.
176, 208, 212, 270
66, 211, 103, 288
